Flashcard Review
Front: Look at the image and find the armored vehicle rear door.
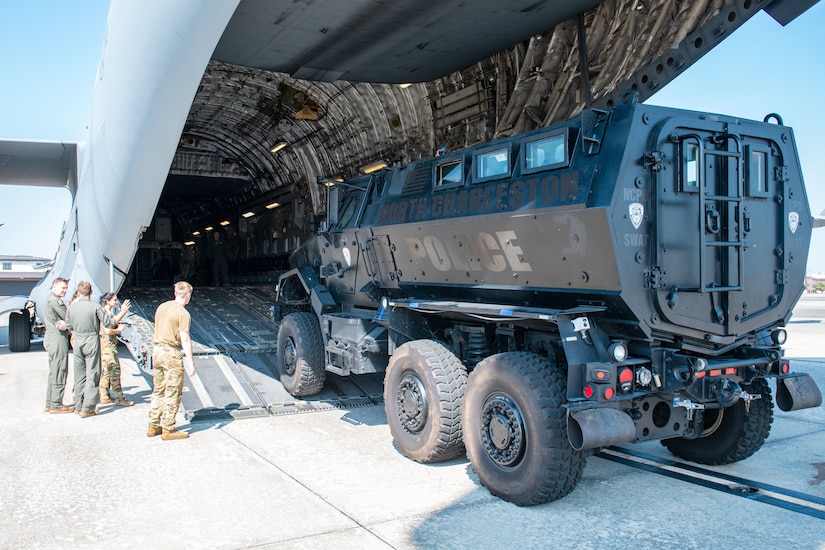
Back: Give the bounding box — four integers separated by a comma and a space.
650, 117, 793, 338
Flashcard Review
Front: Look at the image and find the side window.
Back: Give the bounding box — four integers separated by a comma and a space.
435, 159, 464, 189
1, 262, 11, 271
522, 132, 568, 174
331, 188, 365, 230
681, 139, 701, 192
475, 147, 510, 181
746, 146, 771, 197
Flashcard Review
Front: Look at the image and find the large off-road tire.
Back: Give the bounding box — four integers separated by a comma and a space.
276, 312, 325, 397
462, 352, 586, 506
8, 311, 32, 353
663, 378, 773, 465
384, 340, 468, 463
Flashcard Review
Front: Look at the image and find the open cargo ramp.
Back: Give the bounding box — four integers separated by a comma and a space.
120, 286, 383, 421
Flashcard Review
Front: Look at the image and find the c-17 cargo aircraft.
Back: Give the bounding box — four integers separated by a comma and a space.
1, 0, 823, 506
1, 0, 819, 341
0, 0, 817, 360
0, 0, 819, 338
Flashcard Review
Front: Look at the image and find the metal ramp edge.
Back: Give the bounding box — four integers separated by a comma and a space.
181, 353, 272, 422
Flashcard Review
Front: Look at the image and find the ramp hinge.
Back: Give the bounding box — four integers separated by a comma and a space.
643, 151, 665, 172
774, 269, 789, 285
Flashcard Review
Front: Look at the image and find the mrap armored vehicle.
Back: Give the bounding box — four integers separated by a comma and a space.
273, 99, 822, 505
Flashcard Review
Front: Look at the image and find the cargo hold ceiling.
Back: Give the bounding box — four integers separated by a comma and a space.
212, 0, 604, 84
162, 0, 818, 234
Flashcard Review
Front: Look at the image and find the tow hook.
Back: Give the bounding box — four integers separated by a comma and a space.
739, 390, 761, 412
673, 397, 705, 421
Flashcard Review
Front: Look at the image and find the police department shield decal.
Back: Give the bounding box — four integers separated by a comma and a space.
629, 203, 644, 229
788, 212, 799, 234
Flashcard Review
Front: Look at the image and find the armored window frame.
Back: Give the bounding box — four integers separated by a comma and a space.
433, 156, 465, 190
473, 146, 511, 183
1, 262, 10, 271
329, 178, 371, 231
521, 130, 569, 175
745, 145, 771, 198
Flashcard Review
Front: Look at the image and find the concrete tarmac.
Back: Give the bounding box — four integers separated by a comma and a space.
0, 296, 823, 549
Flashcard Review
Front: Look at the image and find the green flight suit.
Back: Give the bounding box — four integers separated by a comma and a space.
66, 299, 116, 413
43, 292, 70, 408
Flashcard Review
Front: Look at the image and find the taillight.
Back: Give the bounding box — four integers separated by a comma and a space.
618, 368, 633, 392
583, 384, 595, 399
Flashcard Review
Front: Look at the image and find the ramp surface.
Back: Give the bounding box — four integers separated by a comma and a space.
121, 286, 384, 421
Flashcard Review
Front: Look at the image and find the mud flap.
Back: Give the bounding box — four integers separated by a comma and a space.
776, 374, 822, 412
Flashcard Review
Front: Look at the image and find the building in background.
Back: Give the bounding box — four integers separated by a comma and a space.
0, 255, 50, 298
805, 273, 825, 293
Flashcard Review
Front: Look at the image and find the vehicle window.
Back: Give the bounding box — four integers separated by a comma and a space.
682, 140, 701, 191
746, 147, 769, 196
332, 189, 364, 230
524, 135, 566, 168
476, 148, 510, 180
435, 159, 463, 187
525, 134, 566, 170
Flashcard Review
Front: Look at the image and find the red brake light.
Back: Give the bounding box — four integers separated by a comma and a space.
583, 385, 594, 399
604, 387, 615, 400
618, 368, 633, 392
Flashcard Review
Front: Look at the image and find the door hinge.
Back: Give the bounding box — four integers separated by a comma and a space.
643, 151, 665, 172
645, 267, 665, 288
774, 165, 789, 183
774, 269, 788, 285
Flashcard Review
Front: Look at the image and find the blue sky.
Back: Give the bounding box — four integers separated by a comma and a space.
0, 1, 108, 258
1, 0, 823, 273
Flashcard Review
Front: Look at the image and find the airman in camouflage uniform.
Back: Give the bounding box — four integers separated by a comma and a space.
98, 292, 133, 406
147, 281, 197, 440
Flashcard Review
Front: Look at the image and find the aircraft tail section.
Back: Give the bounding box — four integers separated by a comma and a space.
5, 1, 242, 322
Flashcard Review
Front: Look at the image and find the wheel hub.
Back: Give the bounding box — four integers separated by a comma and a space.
480, 394, 525, 467
281, 337, 298, 376
397, 373, 428, 433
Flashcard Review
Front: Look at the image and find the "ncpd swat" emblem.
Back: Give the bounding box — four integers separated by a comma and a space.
629, 202, 644, 230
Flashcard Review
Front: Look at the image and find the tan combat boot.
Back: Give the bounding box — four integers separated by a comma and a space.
114, 398, 134, 407
161, 429, 190, 441
146, 426, 162, 437
99, 395, 114, 404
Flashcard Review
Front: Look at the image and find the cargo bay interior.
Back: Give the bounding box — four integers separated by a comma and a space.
116, 0, 811, 418
130, 0, 791, 289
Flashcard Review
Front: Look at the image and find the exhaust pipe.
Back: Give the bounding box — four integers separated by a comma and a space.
776, 374, 822, 412
568, 408, 636, 451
